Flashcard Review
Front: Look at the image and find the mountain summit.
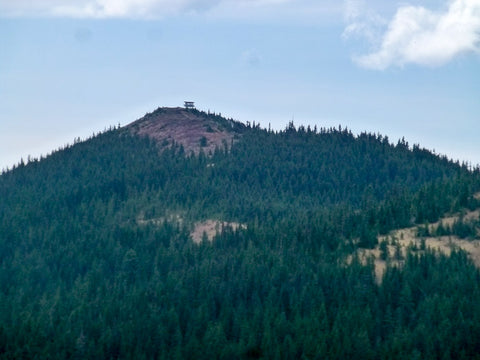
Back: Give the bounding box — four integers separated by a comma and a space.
126, 107, 245, 155
1, 106, 480, 358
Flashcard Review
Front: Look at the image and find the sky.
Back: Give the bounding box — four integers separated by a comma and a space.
1, 0, 479, 170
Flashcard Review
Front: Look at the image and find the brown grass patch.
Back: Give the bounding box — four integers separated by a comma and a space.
358, 207, 480, 283
191, 220, 246, 244
128, 107, 238, 156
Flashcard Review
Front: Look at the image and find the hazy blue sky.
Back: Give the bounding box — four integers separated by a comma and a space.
1, 0, 479, 170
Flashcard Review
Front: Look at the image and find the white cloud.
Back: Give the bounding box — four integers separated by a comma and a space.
342, 0, 386, 44
343, 0, 364, 22
0, 0, 289, 18
350, 0, 480, 70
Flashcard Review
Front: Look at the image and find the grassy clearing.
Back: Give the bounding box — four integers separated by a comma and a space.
358, 201, 480, 283
190, 220, 246, 243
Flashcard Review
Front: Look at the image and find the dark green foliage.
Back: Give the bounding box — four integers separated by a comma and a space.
431, 216, 480, 240
1, 114, 480, 358
379, 240, 389, 260
451, 217, 479, 239
425, 214, 480, 240
417, 224, 430, 237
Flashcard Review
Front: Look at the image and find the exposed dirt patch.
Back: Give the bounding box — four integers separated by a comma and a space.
127, 107, 240, 155
357, 207, 480, 283
191, 220, 246, 244
137, 214, 246, 245
427, 209, 480, 231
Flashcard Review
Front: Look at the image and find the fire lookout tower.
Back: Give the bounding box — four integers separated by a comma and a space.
184, 101, 195, 110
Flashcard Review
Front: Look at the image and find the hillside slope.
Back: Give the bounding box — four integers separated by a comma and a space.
1, 107, 480, 359
126, 107, 245, 155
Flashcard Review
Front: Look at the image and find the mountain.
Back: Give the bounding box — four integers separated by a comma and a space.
126, 107, 245, 155
1, 107, 480, 359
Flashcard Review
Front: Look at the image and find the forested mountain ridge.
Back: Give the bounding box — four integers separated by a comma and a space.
1, 107, 480, 359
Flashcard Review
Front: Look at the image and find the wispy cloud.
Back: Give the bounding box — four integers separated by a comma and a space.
0, 0, 288, 18
346, 0, 480, 70
342, 0, 386, 44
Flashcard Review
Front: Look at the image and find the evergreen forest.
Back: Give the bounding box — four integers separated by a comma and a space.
1, 108, 480, 359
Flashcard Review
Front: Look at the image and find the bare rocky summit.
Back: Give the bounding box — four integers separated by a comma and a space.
126, 107, 244, 155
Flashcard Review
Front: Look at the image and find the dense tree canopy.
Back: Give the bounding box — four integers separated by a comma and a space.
1, 111, 480, 358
